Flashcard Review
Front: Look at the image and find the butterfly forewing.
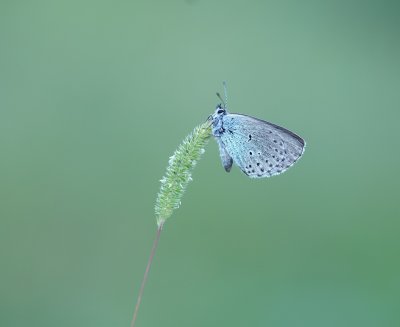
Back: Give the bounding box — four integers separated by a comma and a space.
220, 114, 305, 178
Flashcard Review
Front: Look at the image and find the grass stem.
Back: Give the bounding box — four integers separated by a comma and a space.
130, 222, 163, 327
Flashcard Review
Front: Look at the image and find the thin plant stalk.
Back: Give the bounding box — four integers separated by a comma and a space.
130, 121, 211, 326
130, 222, 163, 327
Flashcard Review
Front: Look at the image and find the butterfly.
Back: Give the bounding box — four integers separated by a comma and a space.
209, 84, 305, 178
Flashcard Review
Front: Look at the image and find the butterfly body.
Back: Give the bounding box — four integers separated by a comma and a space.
211, 104, 305, 178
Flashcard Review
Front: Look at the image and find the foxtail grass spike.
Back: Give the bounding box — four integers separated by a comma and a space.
155, 121, 212, 226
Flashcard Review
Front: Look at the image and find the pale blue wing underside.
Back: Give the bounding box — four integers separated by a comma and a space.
219, 114, 305, 178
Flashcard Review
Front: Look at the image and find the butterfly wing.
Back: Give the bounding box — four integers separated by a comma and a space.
216, 137, 233, 172
220, 114, 305, 178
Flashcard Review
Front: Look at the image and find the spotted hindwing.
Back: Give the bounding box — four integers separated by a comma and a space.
219, 114, 305, 178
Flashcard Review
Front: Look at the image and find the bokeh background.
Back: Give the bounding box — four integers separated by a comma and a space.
1, 0, 399, 326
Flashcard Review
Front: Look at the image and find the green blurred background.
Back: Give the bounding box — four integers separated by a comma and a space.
1, 0, 399, 326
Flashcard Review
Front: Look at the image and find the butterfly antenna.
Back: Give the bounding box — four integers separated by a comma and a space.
216, 81, 228, 109
223, 81, 228, 108
216, 92, 225, 108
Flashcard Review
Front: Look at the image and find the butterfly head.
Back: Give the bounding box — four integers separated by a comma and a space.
209, 104, 228, 137
215, 103, 226, 115
208, 83, 229, 136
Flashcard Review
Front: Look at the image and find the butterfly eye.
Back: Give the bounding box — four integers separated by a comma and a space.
217, 109, 225, 114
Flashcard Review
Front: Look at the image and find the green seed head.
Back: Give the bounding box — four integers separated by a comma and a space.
155, 121, 212, 227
